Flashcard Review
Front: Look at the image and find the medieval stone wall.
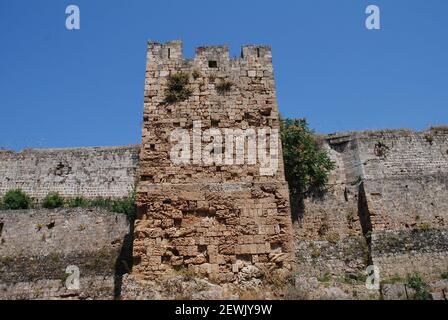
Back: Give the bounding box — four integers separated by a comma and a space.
294, 127, 448, 284
356, 128, 448, 231
371, 229, 448, 279
0, 146, 140, 200
0, 38, 446, 299
133, 40, 293, 284
0, 208, 131, 299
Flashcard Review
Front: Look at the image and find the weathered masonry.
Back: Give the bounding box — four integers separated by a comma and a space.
132, 40, 294, 283
295, 128, 448, 282
0, 146, 140, 200
0, 208, 130, 299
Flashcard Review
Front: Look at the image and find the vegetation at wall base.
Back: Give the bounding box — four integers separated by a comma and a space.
407, 273, 432, 300
66, 196, 89, 208
42, 192, 64, 209
0, 189, 33, 210
0, 189, 136, 219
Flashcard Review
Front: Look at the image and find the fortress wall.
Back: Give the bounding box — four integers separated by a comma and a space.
0, 146, 140, 200
357, 128, 448, 181
355, 128, 448, 230
0, 208, 131, 299
294, 139, 363, 240
353, 128, 448, 280
371, 229, 448, 280
294, 128, 448, 281
294, 138, 367, 278
134, 40, 293, 283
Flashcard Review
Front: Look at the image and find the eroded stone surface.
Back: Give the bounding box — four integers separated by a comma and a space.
132, 40, 294, 283
0, 208, 130, 300
0, 146, 139, 200
294, 128, 448, 284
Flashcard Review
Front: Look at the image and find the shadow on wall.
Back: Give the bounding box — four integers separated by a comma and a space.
290, 193, 304, 223
114, 216, 135, 299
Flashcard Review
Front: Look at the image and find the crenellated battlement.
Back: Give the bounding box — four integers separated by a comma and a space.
146, 40, 273, 71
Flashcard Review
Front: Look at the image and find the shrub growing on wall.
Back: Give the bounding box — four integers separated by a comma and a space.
216, 79, 233, 94
42, 192, 64, 209
66, 196, 89, 208
65, 192, 136, 219
164, 73, 192, 103
1, 189, 33, 210
407, 273, 432, 300
111, 190, 136, 220
280, 118, 335, 220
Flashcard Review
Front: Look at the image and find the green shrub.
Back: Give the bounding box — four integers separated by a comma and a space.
89, 198, 113, 209
325, 233, 340, 244
374, 141, 389, 157
419, 223, 431, 231
382, 273, 405, 284
65, 191, 135, 219
343, 271, 367, 284
111, 191, 136, 219
191, 69, 201, 80
407, 273, 431, 300
42, 192, 64, 209
424, 134, 434, 145
346, 211, 355, 222
66, 196, 89, 208
317, 272, 331, 283
1, 189, 32, 210
280, 118, 335, 199
216, 80, 233, 94
164, 73, 192, 103
441, 272, 448, 280
111, 199, 134, 218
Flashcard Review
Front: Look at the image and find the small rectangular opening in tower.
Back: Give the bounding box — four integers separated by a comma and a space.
257, 48, 260, 58
168, 48, 171, 59
208, 60, 218, 68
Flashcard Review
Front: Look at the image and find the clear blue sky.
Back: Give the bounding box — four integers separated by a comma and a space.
1, 0, 447, 150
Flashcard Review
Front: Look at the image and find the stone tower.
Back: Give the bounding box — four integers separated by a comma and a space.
133, 40, 294, 283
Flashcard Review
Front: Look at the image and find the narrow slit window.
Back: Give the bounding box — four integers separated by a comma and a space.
257, 48, 260, 58
168, 48, 171, 59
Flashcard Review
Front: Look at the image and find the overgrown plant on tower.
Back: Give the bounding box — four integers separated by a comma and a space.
215, 79, 233, 95
164, 73, 192, 103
